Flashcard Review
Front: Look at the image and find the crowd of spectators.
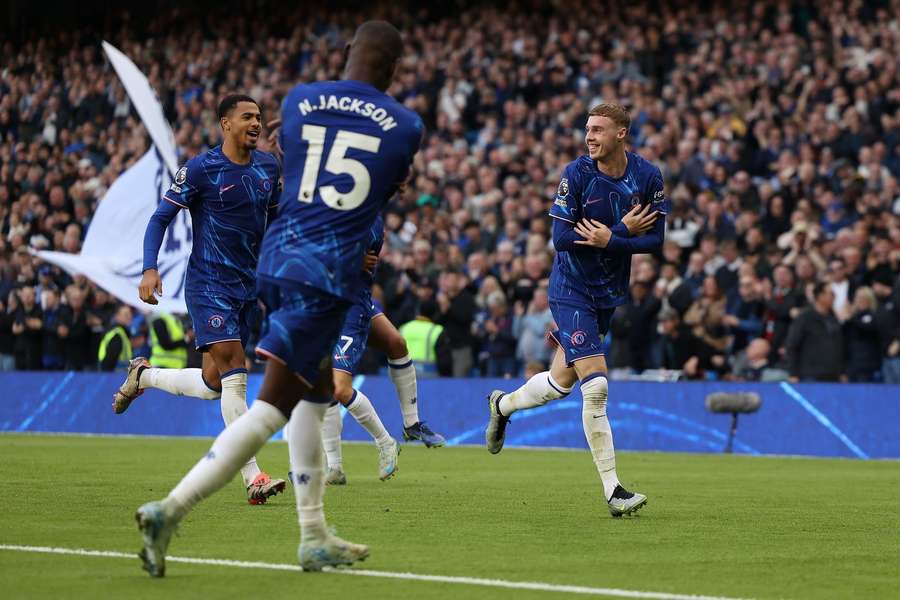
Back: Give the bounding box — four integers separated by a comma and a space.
1, 0, 899, 382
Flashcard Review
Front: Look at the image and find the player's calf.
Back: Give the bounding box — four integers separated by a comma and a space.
498, 371, 573, 416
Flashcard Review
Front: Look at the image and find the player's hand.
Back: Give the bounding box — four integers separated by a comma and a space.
139, 269, 162, 305
620, 204, 658, 236
266, 118, 283, 160
574, 219, 613, 248
362, 250, 378, 274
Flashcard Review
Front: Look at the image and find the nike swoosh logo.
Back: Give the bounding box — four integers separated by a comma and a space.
220, 184, 236, 193
592, 414, 605, 419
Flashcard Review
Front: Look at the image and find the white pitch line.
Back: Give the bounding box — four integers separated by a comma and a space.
0, 543, 750, 600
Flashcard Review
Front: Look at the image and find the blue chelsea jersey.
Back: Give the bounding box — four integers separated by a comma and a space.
363, 212, 385, 288
548, 151, 669, 308
163, 146, 280, 301
258, 79, 423, 301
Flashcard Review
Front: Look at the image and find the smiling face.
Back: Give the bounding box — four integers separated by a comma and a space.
221, 101, 262, 150
584, 115, 628, 161
584, 114, 627, 161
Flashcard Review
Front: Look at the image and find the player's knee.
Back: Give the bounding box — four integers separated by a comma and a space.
386, 333, 408, 360
579, 367, 607, 382
203, 366, 222, 392
538, 372, 574, 406
549, 366, 578, 390
333, 381, 354, 405
211, 342, 245, 373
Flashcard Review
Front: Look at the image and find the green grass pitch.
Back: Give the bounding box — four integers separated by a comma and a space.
1, 433, 898, 599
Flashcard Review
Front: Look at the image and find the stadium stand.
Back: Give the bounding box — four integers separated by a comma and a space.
1, 0, 898, 381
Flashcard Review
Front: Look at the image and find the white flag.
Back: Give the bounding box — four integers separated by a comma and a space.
37, 42, 192, 313
38, 149, 192, 313
101, 41, 179, 178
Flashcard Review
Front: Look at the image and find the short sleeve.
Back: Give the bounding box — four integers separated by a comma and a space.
647, 168, 670, 215
162, 161, 202, 210
549, 162, 580, 223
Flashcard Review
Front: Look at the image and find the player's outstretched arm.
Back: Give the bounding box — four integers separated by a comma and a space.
265, 117, 282, 162
140, 200, 181, 305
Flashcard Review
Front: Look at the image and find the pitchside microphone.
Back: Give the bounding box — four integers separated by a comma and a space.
705, 392, 762, 414
705, 392, 762, 453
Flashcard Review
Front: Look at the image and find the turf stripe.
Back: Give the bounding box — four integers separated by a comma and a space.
0, 543, 750, 600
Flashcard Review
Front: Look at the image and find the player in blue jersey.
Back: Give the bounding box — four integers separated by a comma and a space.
485, 104, 667, 518
135, 22, 422, 577
114, 94, 286, 506
321, 214, 446, 485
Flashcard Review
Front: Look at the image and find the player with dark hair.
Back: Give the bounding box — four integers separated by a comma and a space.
135, 21, 422, 576
115, 94, 285, 505
485, 103, 667, 517
322, 213, 445, 485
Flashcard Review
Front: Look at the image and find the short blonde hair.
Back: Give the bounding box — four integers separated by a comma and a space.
487, 290, 507, 309
588, 103, 631, 131
853, 286, 876, 310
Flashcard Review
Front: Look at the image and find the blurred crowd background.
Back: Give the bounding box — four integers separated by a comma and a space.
1, 0, 899, 382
